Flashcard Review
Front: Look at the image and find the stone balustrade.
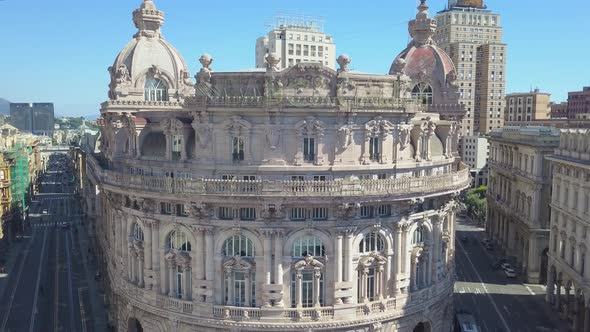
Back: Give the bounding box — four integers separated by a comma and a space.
114, 268, 453, 325
88, 155, 469, 199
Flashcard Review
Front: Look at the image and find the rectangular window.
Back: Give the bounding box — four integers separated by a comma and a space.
303, 137, 315, 162
240, 207, 256, 220
176, 204, 188, 217
160, 202, 172, 215
377, 204, 391, 217
311, 45, 316, 57
288, 43, 294, 55
311, 207, 328, 220
172, 135, 182, 160
360, 205, 373, 218
219, 207, 234, 220
232, 137, 244, 162
296, 44, 301, 56
288, 59, 294, 66
290, 207, 306, 221
369, 137, 380, 161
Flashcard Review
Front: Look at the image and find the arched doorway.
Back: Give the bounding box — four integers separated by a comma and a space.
539, 248, 549, 284
413, 321, 431, 332
127, 317, 144, 332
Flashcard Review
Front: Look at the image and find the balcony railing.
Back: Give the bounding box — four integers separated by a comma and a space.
88, 154, 469, 198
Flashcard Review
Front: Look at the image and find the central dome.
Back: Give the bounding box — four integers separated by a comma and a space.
107, 0, 193, 102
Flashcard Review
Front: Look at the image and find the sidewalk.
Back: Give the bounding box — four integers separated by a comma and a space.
75, 215, 108, 331
0, 236, 28, 302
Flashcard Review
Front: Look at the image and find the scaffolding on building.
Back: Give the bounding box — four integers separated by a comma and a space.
267, 12, 325, 33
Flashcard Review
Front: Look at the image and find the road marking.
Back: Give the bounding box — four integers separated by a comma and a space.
0, 231, 36, 330
29, 229, 49, 332
54, 230, 60, 332
524, 285, 536, 296
78, 287, 88, 332
457, 240, 512, 332
66, 232, 76, 330
475, 288, 481, 294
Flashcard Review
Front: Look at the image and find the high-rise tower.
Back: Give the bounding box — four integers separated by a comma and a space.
434, 0, 506, 137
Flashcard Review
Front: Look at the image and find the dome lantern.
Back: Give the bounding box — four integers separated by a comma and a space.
133, 0, 165, 39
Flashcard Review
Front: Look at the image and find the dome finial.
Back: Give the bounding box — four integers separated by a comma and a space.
133, 0, 165, 38
408, 0, 436, 47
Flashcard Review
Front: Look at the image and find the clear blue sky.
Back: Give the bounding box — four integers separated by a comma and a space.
0, 0, 588, 117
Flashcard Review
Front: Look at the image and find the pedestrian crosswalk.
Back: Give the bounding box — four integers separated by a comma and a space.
32, 223, 60, 227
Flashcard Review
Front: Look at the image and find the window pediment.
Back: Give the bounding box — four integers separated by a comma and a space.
223, 256, 254, 271
358, 252, 387, 268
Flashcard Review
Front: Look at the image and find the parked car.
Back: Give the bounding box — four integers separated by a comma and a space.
485, 243, 494, 251
60, 222, 70, 229
500, 263, 512, 270
42, 209, 48, 214
504, 268, 516, 278
481, 238, 490, 244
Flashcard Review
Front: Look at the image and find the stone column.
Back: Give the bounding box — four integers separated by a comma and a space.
145, 225, 153, 270
377, 265, 385, 300
411, 258, 417, 291
151, 221, 160, 273
335, 235, 343, 284
295, 271, 303, 308
426, 250, 433, 286
313, 269, 322, 307
565, 286, 572, 318
395, 225, 403, 293
274, 231, 284, 306
205, 229, 214, 302
180, 131, 188, 161
226, 268, 233, 305
183, 266, 191, 300
245, 272, 252, 306
359, 269, 367, 302
168, 264, 176, 297
545, 270, 555, 303
205, 229, 214, 281
165, 133, 172, 161
263, 231, 272, 284
138, 255, 145, 287
574, 297, 581, 331
128, 243, 134, 281
196, 229, 205, 280
344, 232, 354, 282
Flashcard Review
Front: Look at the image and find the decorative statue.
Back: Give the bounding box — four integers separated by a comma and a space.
196, 54, 213, 84
265, 52, 281, 72
337, 54, 351, 73
115, 64, 132, 84
338, 124, 353, 150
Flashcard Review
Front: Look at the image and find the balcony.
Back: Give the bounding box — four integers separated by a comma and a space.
115, 271, 453, 326
88, 155, 470, 199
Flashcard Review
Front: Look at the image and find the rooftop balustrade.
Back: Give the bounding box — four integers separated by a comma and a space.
88, 154, 469, 199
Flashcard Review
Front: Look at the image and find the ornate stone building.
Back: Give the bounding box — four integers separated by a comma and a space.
82, 1, 469, 331
546, 129, 590, 331
486, 126, 559, 283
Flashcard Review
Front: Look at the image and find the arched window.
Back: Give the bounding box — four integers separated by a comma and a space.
132, 222, 144, 241
412, 226, 425, 244
223, 235, 254, 257
144, 77, 169, 102
359, 232, 384, 253
293, 236, 325, 257
411, 82, 433, 105
167, 230, 192, 251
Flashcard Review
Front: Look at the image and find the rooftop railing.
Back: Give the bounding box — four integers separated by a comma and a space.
88, 154, 469, 198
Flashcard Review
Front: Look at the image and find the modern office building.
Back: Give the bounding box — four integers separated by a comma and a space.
546, 129, 590, 331
82, 1, 469, 331
550, 102, 568, 119
434, 0, 506, 136
568, 87, 590, 120
462, 135, 489, 187
9, 103, 55, 135
505, 89, 551, 122
255, 15, 336, 70
486, 126, 559, 283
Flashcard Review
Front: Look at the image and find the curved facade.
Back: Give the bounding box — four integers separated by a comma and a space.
84, 1, 469, 331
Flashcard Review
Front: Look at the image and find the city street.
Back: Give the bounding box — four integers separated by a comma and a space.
454, 217, 565, 332
0, 152, 105, 332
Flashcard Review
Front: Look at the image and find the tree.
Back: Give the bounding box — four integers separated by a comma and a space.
465, 186, 487, 225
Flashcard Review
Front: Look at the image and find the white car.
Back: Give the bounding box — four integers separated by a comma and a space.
500, 263, 512, 270
42, 209, 48, 214
504, 268, 516, 278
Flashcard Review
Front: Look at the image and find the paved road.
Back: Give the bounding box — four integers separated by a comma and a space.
0, 152, 100, 332
454, 218, 565, 332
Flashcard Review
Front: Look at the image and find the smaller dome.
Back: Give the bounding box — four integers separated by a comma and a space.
390, 45, 455, 79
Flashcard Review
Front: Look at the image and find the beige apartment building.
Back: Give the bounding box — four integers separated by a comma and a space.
434, 0, 506, 137
486, 126, 559, 283
546, 129, 590, 331
82, 1, 470, 331
255, 15, 336, 70
505, 89, 551, 122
